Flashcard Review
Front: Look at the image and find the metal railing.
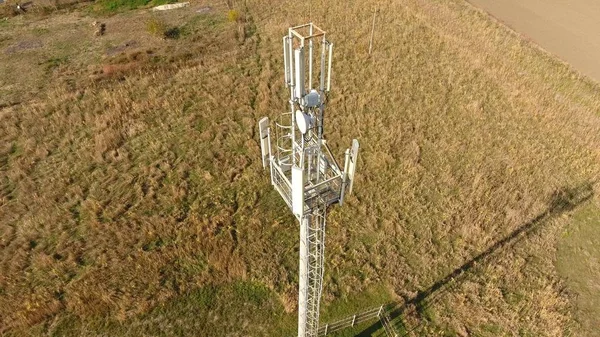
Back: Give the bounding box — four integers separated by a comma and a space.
272, 163, 293, 209
271, 151, 343, 214
275, 112, 293, 164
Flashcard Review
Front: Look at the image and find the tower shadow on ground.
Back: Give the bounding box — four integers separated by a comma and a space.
356, 183, 594, 336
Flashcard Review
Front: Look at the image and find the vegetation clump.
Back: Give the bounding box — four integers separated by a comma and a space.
146, 16, 167, 36
227, 9, 239, 22
92, 0, 175, 15
146, 16, 179, 39
92, 21, 106, 36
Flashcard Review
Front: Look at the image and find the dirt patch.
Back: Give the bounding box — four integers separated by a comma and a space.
4, 39, 42, 53
105, 40, 138, 56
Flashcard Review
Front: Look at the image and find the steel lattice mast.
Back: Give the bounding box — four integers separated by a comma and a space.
258, 23, 360, 337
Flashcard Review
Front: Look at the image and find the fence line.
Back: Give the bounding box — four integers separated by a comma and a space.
380, 311, 398, 337
318, 304, 394, 336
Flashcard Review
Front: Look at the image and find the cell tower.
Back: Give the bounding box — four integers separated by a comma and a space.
258, 23, 360, 337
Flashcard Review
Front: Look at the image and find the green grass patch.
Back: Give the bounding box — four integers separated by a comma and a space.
91, 0, 176, 15
321, 284, 392, 322
179, 12, 226, 38
40, 56, 68, 72
24, 281, 297, 337
556, 203, 600, 337
231, 281, 271, 306
31, 27, 50, 36
319, 284, 395, 336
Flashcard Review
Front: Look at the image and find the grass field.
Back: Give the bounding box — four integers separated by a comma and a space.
1, 0, 600, 336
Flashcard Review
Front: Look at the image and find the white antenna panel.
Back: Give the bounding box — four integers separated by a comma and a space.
258, 117, 270, 168
347, 139, 360, 195
294, 48, 305, 99
292, 165, 305, 217
327, 43, 333, 92
283, 36, 291, 86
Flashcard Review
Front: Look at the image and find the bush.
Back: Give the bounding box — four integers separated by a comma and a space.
163, 27, 180, 39
146, 17, 180, 39
227, 9, 239, 22
146, 16, 167, 37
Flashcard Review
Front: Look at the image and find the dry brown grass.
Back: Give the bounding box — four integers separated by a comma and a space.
1, 0, 600, 336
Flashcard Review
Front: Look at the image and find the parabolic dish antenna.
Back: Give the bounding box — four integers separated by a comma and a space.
295, 110, 311, 134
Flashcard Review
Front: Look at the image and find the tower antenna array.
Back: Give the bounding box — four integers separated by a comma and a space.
258, 23, 360, 337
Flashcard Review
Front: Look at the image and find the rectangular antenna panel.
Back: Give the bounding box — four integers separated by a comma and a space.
327, 43, 333, 91
283, 36, 291, 86
347, 139, 360, 195
294, 48, 305, 99
292, 165, 304, 216
258, 117, 270, 168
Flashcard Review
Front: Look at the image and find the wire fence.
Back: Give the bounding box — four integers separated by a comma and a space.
379, 310, 397, 337
318, 305, 395, 336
